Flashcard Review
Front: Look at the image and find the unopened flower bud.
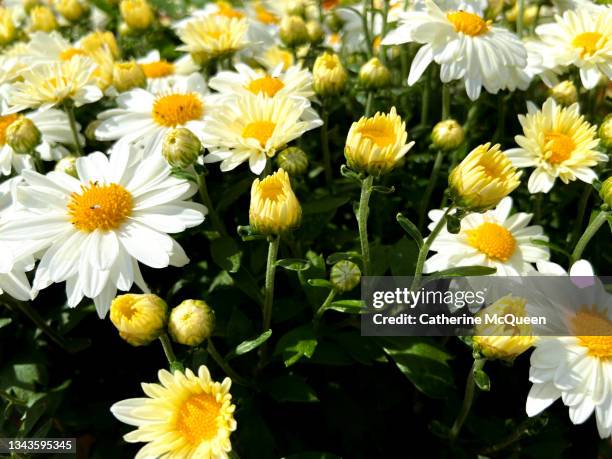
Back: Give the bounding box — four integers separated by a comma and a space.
600, 176, 612, 208
505, 3, 538, 26
279, 15, 309, 48
250, 169, 301, 235
359, 57, 391, 89
22, 0, 40, 13
325, 11, 344, 32
120, 0, 154, 31
313, 52, 347, 97
431, 119, 464, 151
276, 147, 309, 176
0, 8, 16, 45
54, 0, 86, 22
113, 61, 146, 92
162, 128, 202, 168
550, 80, 577, 106
306, 20, 324, 44
110, 293, 168, 346
330, 260, 361, 292
80, 30, 120, 58
30, 5, 58, 32
168, 299, 214, 346
6, 117, 41, 154
599, 115, 612, 150
55, 155, 78, 177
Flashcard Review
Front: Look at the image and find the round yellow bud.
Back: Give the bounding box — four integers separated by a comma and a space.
306, 20, 324, 44
330, 260, 361, 293
505, 3, 538, 26
54, 0, 86, 22
250, 168, 302, 235
359, 57, 391, 89
112, 61, 146, 92
279, 15, 309, 48
550, 80, 578, 106
431, 119, 465, 151
54, 155, 78, 177
120, 0, 154, 31
0, 8, 16, 45
599, 115, 612, 150
473, 295, 535, 361
168, 299, 215, 346
449, 143, 521, 211
485, 0, 504, 19
109, 293, 168, 346
22, 0, 40, 13
162, 128, 202, 169
6, 116, 42, 154
285, 0, 307, 17
80, 31, 120, 59
600, 176, 612, 208
30, 6, 58, 32
345, 107, 414, 176
313, 52, 347, 97
276, 146, 309, 176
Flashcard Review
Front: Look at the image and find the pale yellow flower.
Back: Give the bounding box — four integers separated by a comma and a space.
313, 52, 347, 96
168, 299, 215, 346
109, 293, 168, 346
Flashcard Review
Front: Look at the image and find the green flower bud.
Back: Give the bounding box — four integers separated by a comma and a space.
168, 299, 215, 346
313, 52, 347, 97
162, 128, 202, 169
279, 15, 309, 48
330, 260, 361, 293
600, 176, 612, 208
276, 147, 309, 176
599, 115, 612, 150
306, 20, 324, 44
6, 116, 41, 154
112, 61, 146, 93
431, 119, 464, 151
359, 57, 391, 89
54, 156, 78, 177
550, 80, 578, 106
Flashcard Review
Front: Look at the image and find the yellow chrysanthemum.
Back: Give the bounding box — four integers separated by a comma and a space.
449, 143, 521, 211
506, 98, 606, 194
120, 0, 154, 31
344, 107, 414, 176
249, 168, 301, 235
0, 7, 16, 45
313, 52, 347, 96
80, 30, 120, 59
177, 14, 248, 64
109, 294, 167, 346
111, 366, 236, 459
168, 299, 215, 346
30, 5, 58, 32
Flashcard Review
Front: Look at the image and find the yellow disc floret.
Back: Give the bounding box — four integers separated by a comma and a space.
141, 60, 175, 78
242, 121, 276, 147
447, 11, 491, 36
544, 132, 575, 164
467, 222, 516, 261
152, 93, 204, 127
68, 182, 133, 232
246, 75, 285, 97
572, 32, 605, 57
176, 393, 222, 444
572, 306, 612, 359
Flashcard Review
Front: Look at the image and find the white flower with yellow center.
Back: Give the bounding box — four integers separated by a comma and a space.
111, 365, 236, 459
4, 56, 103, 113
527, 260, 612, 439
95, 73, 212, 158
201, 93, 322, 174
505, 98, 606, 194
137, 49, 199, 93
255, 45, 294, 71
0, 150, 207, 317
382, 0, 527, 100
535, 7, 612, 89
424, 197, 550, 276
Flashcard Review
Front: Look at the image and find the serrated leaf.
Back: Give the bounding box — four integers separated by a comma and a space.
226, 330, 272, 360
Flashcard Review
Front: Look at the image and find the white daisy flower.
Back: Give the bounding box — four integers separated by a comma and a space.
137, 50, 199, 93
201, 92, 322, 174
505, 98, 606, 194
95, 73, 213, 158
527, 259, 612, 439
0, 150, 207, 317
535, 7, 612, 89
382, 0, 527, 100
424, 197, 550, 276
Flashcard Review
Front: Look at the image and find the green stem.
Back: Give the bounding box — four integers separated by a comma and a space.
449, 358, 485, 442
569, 184, 591, 247
357, 175, 374, 276
262, 236, 280, 332
421, 67, 431, 126
63, 101, 83, 156
534, 192, 543, 223
159, 333, 182, 371
441, 84, 451, 120
357, 2, 373, 57
314, 289, 337, 323
364, 91, 374, 117
411, 205, 453, 290
320, 103, 332, 185
516, 0, 525, 37
418, 149, 444, 231
197, 172, 227, 237
571, 210, 609, 264
379, 0, 390, 63
207, 338, 251, 386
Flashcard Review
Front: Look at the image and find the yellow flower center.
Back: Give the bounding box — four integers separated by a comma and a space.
447, 11, 490, 36
571, 306, 612, 359
259, 178, 284, 201
215, 1, 244, 19
0, 113, 20, 146
357, 120, 395, 147
152, 93, 204, 127
176, 393, 221, 444
255, 3, 279, 24
246, 75, 285, 97
59, 47, 87, 61
467, 222, 516, 261
544, 132, 575, 164
141, 60, 175, 78
572, 32, 605, 57
68, 182, 133, 232
242, 121, 276, 147
112, 295, 139, 320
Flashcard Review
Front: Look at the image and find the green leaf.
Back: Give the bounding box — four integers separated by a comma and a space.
210, 237, 242, 273
276, 258, 311, 271
396, 213, 424, 248
308, 279, 333, 288
302, 195, 350, 214
326, 251, 362, 265
531, 238, 571, 258
377, 337, 455, 399
263, 374, 318, 403
473, 368, 491, 391
327, 299, 365, 314
426, 265, 496, 282
446, 214, 462, 234
0, 318, 12, 328
226, 330, 272, 360
390, 237, 418, 276
275, 325, 318, 367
